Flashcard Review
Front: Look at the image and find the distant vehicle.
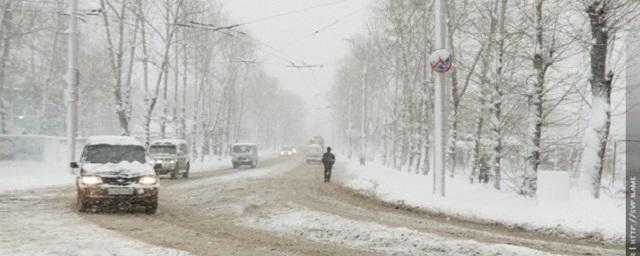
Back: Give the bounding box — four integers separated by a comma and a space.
71, 136, 159, 214
305, 144, 323, 164
149, 139, 190, 179
310, 135, 325, 150
280, 146, 295, 156
231, 143, 258, 169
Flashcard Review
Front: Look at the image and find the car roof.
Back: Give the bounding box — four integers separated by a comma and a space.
85, 136, 143, 147
151, 139, 187, 146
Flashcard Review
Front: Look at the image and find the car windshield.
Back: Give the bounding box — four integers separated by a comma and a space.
85, 144, 147, 164
233, 145, 255, 153
149, 145, 176, 154
307, 146, 322, 153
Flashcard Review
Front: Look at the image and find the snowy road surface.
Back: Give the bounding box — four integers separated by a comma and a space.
1, 156, 623, 255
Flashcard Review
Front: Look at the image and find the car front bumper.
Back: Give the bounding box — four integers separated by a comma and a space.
153, 161, 177, 173
233, 157, 254, 163
78, 184, 158, 202
306, 157, 322, 162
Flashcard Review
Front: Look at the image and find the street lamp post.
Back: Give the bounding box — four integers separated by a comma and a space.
433, 0, 448, 197
66, 0, 79, 169
360, 62, 367, 166
348, 83, 353, 160
344, 38, 367, 166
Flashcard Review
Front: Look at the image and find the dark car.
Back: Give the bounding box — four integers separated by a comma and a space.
71, 136, 159, 214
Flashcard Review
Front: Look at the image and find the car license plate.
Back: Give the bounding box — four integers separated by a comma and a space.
108, 187, 133, 195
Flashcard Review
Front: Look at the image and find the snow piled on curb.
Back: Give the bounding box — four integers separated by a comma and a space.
239, 206, 551, 256
0, 161, 73, 193
336, 160, 624, 242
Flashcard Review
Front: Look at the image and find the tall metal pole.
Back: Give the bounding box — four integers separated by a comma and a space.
361, 63, 367, 165
612, 140, 617, 188
66, 0, 79, 167
433, 0, 448, 197
348, 83, 353, 160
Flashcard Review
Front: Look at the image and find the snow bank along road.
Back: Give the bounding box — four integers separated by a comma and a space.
1, 156, 622, 256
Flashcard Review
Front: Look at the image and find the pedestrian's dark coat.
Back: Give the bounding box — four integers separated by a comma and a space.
322, 152, 335, 166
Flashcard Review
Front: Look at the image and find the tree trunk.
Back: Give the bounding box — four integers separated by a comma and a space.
446, 0, 459, 178
0, 0, 13, 134
100, 0, 130, 135
579, 1, 613, 199
471, 0, 499, 184
489, 0, 508, 190
525, 0, 551, 196
173, 28, 180, 138
181, 36, 188, 140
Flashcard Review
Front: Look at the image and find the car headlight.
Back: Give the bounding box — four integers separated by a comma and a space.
139, 176, 158, 185
80, 176, 102, 185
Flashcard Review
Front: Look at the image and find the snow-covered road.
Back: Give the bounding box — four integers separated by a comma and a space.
1, 156, 623, 255
0, 188, 189, 256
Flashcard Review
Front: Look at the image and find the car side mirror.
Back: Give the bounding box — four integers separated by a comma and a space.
70, 162, 80, 175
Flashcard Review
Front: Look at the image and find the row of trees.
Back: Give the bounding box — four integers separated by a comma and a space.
0, 0, 305, 160
330, 0, 639, 198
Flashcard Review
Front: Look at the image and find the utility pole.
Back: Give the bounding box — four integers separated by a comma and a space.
612, 140, 617, 188
433, 0, 448, 197
66, 0, 79, 168
360, 63, 367, 166
348, 83, 353, 160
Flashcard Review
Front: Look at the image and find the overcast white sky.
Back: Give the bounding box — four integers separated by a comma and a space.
220, 0, 372, 142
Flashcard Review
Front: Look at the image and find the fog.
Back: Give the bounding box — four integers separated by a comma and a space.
221, 0, 371, 142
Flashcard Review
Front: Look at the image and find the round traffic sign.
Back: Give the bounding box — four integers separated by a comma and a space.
430, 49, 453, 73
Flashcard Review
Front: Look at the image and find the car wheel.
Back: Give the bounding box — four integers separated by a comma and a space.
170, 166, 178, 179
182, 163, 190, 178
232, 162, 239, 169
144, 201, 158, 214
76, 192, 88, 213
250, 162, 256, 168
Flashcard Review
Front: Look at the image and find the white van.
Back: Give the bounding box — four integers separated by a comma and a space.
231, 143, 258, 168
149, 139, 190, 179
305, 144, 323, 164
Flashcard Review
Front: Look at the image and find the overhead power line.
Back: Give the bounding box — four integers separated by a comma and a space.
237, 0, 349, 27
280, 7, 366, 49
186, 0, 349, 32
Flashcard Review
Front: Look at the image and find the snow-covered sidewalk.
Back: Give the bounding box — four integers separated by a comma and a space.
336, 160, 624, 243
0, 161, 74, 193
